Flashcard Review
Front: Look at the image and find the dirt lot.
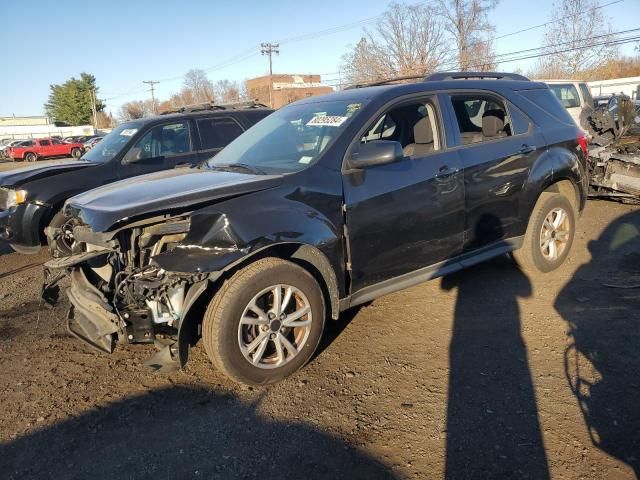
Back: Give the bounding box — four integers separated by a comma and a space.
0, 200, 638, 479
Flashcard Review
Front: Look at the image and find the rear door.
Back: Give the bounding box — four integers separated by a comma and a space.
195, 116, 245, 163
443, 91, 544, 251
120, 120, 198, 178
343, 95, 465, 292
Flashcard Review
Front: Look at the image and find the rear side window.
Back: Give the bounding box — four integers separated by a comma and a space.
450, 94, 513, 145
39, 140, 50, 146
197, 117, 244, 150
509, 104, 531, 135
548, 84, 580, 108
517, 89, 576, 126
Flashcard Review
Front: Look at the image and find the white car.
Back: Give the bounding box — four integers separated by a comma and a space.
544, 80, 594, 128
0, 139, 29, 158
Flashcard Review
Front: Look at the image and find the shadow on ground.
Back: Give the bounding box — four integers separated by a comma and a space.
441, 255, 550, 479
0, 385, 397, 480
555, 208, 640, 477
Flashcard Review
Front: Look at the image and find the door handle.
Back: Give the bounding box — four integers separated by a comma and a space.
520, 144, 536, 154
435, 165, 457, 179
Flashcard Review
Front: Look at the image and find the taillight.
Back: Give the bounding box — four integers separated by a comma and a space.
577, 132, 589, 158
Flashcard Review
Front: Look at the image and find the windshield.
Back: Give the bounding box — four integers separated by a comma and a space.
207, 99, 365, 174
82, 122, 141, 163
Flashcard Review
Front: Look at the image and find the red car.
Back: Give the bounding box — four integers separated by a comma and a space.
8, 137, 84, 162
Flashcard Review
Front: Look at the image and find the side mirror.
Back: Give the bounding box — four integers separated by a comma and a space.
349, 140, 404, 169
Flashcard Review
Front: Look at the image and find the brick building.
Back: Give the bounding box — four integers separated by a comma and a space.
246, 74, 334, 109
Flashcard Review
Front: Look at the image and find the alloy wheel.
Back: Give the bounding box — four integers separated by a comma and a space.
237, 284, 312, 369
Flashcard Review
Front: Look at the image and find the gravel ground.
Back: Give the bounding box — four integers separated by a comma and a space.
0, 200, 638, 479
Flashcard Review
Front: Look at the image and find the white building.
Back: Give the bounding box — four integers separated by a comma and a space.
0, 115, 95, 140
587, 76, 640, 99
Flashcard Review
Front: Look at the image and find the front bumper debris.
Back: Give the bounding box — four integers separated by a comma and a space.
66, 268, 120, 353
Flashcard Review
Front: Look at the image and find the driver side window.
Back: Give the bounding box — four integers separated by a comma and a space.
133, 122, 192, 160
360, 100, 441, 158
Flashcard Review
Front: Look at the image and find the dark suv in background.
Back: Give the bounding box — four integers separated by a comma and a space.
0, 102, 272, 254
45, 72, 589, 386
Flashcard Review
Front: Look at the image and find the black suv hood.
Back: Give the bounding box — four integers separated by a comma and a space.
67, 167, 283, 232
0, 160, 96, 188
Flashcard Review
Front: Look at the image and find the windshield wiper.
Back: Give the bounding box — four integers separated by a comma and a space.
209, 162, 266, 175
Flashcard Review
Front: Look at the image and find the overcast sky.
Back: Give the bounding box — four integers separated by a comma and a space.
1, 0, 638, 116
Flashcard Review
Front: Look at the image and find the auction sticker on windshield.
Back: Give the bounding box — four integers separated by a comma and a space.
120, 129, 138, 136
306, 116, 348, 127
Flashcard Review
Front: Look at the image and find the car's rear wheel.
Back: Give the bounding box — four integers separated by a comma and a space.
202, 257, 325, 386
513, 192, 575, 273
70, 148, 82, 158
25, 152, 36, 162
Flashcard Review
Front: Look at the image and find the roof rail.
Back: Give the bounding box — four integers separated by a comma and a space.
345, 75, 426, 89
160, 100, 269, 115
424, 71, 530, 82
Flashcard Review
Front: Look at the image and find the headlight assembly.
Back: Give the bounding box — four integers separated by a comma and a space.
0, 188, 27, 210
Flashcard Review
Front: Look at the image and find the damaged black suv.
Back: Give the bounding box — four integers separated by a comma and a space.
45, 72, 589, 386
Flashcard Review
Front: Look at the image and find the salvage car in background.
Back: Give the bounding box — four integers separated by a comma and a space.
83, 136, 103, 151
0, 102, 272, 255
43, 72, 588, 386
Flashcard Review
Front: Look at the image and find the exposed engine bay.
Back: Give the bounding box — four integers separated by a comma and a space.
43, 216, 209, 371
582, 95, 640, 203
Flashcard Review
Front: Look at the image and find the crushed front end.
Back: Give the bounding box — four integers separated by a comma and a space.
44, 217, 208, 370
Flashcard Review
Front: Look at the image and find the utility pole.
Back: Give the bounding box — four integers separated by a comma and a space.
143, 80, 160, 114
90, 88, 98, 129
260, 42, 279, 108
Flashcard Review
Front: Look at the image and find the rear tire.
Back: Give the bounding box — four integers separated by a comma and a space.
202, 258, 325, 386
513, 192, 575, 273
25, 152, 36, 162
71, 148, 82, 158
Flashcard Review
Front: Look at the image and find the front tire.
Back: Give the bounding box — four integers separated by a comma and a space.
9, 243, 41, 255
47, 210, 77, 257
25, 152, 37, 162
513, 192, 575, 273
202, 258, 325, 386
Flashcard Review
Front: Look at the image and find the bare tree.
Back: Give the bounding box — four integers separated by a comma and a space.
168, 88, 196, 108
341, 2, 448, 85
534, 0, 617, 78
183, 69, 215, 103
466, 36, 497, 71
437, 0, 498, 71
215, 79, 241, 103
119, 100, 153, 121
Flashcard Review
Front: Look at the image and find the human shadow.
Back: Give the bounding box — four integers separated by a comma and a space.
441, 255, 550, 479
555, 209, 640, 476
0, 385, 397, 480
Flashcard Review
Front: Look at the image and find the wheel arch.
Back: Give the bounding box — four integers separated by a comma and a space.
176, 242, 341, 366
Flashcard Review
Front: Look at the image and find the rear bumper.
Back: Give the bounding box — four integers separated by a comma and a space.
0, 203, 52, 247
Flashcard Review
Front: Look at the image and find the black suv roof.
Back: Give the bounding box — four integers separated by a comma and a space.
297, 71, 548, 105
122, 101, 272, 127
